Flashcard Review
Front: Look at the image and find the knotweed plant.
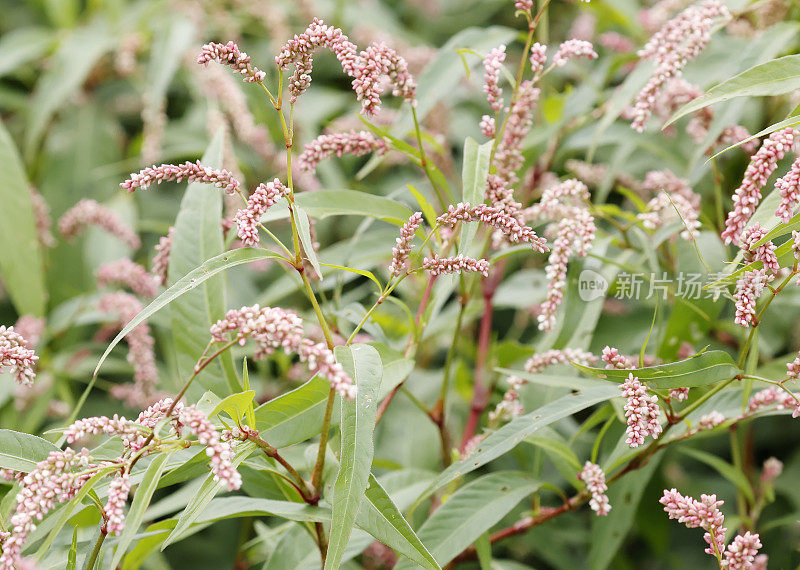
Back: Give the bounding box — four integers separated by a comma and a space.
3, 0, 800, 568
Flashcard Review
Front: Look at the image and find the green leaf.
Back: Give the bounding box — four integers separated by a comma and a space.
410, 386, 619, 512
254, 376, 332, 448
210, 390, 256, 422
93, 248, 282, 378
162, 441, 257, 548
459, 137, 492, 254
320, 262, 382, 292
168, 130, 239, 397
707, 114, 800, 161
263, 190, 414, 226
0, 27, 53, 78
295, 204, 322, 278
668, 54, 800, 126
325, 344, 383, 570
24, 20, 116, 161
109, 451, 174, 569
0, 429, 60, 472
475, 532, 492, 570
679, 448, 755, 503
396, 472, 541, 569
67, 527, 78, 570
588, 456, 661, 569
407, 184, 438, 228
356, 474, 440, 570
573, 350, 741, 390
195, 496, 331, 524
496, 369, 609, 390
0, 119, 46, 316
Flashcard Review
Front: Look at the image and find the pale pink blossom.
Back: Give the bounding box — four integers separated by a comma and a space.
602, 346, 634, 369
390, 212, 423, 276
552, 39, 598, 67
793, 230, 800, 260
722, 128, 798, 244
761, 457, 783, 482
297, 131, 387, 172
480, 115, 496, 138
234, 179, 289, 246
514, 0, 533, 11
733, 269, 769, 327
660, 488, 727, 557
197, 41, 266, 83
436, 202, 548, 252
740, 223, 780, 274
121, 161, 241, 195
724, 532, 762, 570
98, 292, 160, 407
58, 199, 141, 249
505, 348, 597, 397
152, 227, 174, 287
630, 1, 731, 132
96, 258, 159, 298
30, 188, 55, 248
620, 373, 662, 447
489, 389, 523, 422
484, 174, 522, 214
483, 45, 506, 113
494, 80, 540, 185
422, 254, 490, 277
748, 386, 800, 417
0, 326, 38, 386
103, 473, 131, 535
599, 32, 635, 52
210, 305, 356, 399
13, 316, 44, 349
787, 351, 800, 380
178, 406, 241, 491
529, 43, 547, 75
698, 411, 725, 430
669, 387, 689, 401
578, 461, 611, 516
751, 554, 769, 570
351, 42, 417, 115
775, 155, 800, 222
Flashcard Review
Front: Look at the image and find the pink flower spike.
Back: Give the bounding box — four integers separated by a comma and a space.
483, 45, 506, 113
422, 254, 490, 277
121, 161, 241, 195
103, 473, 131, 535
436, 203, 548, 253
552, 39, 598, 67
390, 212, 424, 276
724, 532, 762, 570
58, 199, 141, 249
197, 41, 266, 83
722, 127, 798, 244
514, 0, 533, 12
297, 131, 387, 172
660, 488, 727, 558
152, 227, 174, 287
669, 387, 689, 401
0, 326, 38, 386
178, 406, 241, 491
96, 259, 159, 298
352, 42, 417, 115
529, 43, 547, 75
601, 346, 634, 369
620, 373, 662, 447
578, 462, 611, 516
740, 223, 780, 274
698, 411, 725, 430
775, 155, 800, 223
234, 179, 289, 247
733, 269, 769, 327
494, 80, 540, 185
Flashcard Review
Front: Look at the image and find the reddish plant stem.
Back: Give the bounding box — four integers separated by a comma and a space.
375, 274, 438, 425
459, 267, 503, 451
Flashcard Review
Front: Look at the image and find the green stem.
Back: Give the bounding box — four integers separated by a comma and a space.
677, 377, 738, 421
300, 270, 335, 349
411, 106, 447, 208
84, 529, 107, 570
310, 387, 337, 495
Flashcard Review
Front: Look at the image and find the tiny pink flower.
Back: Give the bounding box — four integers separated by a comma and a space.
620, 373, 662, 447
698, 411, 725, 430
297, 131, 387, 172
602, 346, 634, 370
96, 258, 159, 298
775, 155, 800, 223
422, 254, 490, 277
437, 202, 548, 252
552, 39, 598, 67
0, 326, 38, 387
578, 461, 611, 516
390, 212, 424, 276
103, 473, 131, 535
483, 45, 506, 113
669, 387, 689, 401
733, 269, 769, 327
234, 179, 290, 247
58, 199, 141, 249
152, 227, 174, 287
197, 41, 266, 83
724, 531, 762, 570
740, 223, 780, 274
121, 161, 241, 195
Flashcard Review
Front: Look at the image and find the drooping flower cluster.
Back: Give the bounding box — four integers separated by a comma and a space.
436, 203, 548, 252
179, 406, 242, 491
775, 155, 800, 222
0, 326, 38, 386
152, 227, 174, 287
630, 1, 731, 132
58, 199, 141, 249
103, 474, 131, 535
748, 386, 800, 417
484, 174, 522, 214
210, 305, 356, 399
390, 212, 424, 276
96, 258, 159, 298
660, 489, 762, 567
121, 161, 241, 195
98, 292, 161, 407
297, 131, 387, 172
721, 128, 798, 245
422, 254, 490, 277
234, 179, 290, 247
578, 461, 611, 516
620, 373, 662, 447
197, 41, 266, 83
552, 39, 598, 67
740, 223, 780, 274
733, 269, 769, 327
275, 18, 416, 113
526, 179, 596, 331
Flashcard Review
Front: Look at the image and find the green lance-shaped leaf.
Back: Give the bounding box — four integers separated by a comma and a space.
168, 130, 239, 397
210, 390, 256, 422
261, 190, 415, 226
93, 248, 283, 378
667, 54, 800, 126
573, 350, 741, 390
679, 448, 755, 503
254, 375, 332, 448
409, 386, 619, 513
0, 119, 47, 316
395, 472, 541, 570
0, 429, 60, 472
194, 496, 331, 524
0, 27, 53, 78
459, 137, 492, 254
109, 451, 175, 569
325, 344, 383, 570
295, 204, 322, 278
356, 474, 440, 569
